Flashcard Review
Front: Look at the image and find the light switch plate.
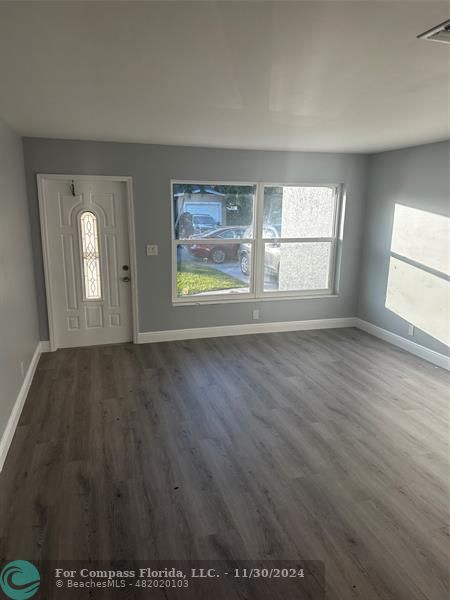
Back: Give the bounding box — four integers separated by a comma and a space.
146, 244, 158, 256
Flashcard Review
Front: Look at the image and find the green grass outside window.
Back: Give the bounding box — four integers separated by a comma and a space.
177, 262, 246, 296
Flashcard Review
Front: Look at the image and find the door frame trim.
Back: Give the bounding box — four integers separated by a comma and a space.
37, 174, 139, 351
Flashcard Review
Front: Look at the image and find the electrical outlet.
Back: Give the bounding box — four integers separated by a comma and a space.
252, 309, 260, 320
146, 244, 158, 256
408, 324, 414, 336
20, 361, 25, 378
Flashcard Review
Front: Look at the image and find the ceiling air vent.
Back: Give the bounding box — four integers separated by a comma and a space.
417, 19, 450, 44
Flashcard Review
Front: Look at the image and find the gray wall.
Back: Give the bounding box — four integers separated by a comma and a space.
0, 120, 39, 443
358, 141, 449, 355
23, 138, 368, 339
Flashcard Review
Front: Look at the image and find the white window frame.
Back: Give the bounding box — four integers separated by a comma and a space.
256, 183, 342, 298
171, 180, 343, 305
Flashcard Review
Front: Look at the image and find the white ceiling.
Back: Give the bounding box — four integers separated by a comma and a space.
0, 0, 449, 153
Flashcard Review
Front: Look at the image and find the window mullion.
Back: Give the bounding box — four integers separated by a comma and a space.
174, 239, 254, 245
332, 184, 341, 238
253, 184, 265, 297
328, 238, 338, 292
261, 236, 334, 243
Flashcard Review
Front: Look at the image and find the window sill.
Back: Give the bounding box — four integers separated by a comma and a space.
172, 293, 339, 307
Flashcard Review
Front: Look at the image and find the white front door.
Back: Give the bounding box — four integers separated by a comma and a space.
40, 177, 133, 349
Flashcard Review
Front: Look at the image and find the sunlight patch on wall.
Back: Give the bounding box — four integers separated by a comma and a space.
391, 204, 449, 276
386, 257, 449, 345
386, 204, 449, 346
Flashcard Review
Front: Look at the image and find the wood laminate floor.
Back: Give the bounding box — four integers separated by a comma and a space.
0, 328, 448, 599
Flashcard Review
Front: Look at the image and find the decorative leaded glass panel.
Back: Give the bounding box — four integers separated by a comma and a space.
80, 211, 102, 299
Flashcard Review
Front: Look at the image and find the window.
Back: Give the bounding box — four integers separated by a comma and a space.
172, 181, 341, 303
79, 211, 102, 300
262, 185, 338, 294
173, 183, 256, 298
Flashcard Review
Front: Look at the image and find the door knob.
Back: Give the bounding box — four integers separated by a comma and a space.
121, 276, 131, 282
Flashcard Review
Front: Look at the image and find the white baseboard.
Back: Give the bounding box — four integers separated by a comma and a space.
137, 317, 357, 344
355, 319, 450, 371
0, 341, 45, 472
